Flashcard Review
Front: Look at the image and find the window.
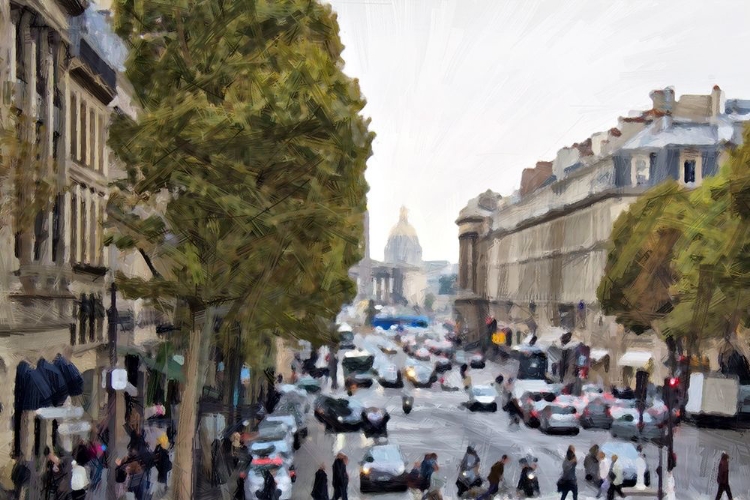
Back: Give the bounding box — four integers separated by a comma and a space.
80, 101, 86, 164
35, 29, 45, 96
70, 94, 77, 159
52, 195, 61, 262
52, 131, 60, 160
70, 192, 77, 263
80, 196, 87, 262
89, 109, 95, 169
15, 23, 25, 82
684, 160, 696, 184
635, 159, 649, 185
98, 115, 105, 172
33, 210, 46, 261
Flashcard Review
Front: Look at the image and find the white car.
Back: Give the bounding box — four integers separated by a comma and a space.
265, 415, 298, 435
250, 429, 294, 469
414, 348, 431, 361
245, 458, 294, 500
467, 385, 498, 411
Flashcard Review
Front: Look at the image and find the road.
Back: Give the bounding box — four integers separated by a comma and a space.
291, 333, 750, 500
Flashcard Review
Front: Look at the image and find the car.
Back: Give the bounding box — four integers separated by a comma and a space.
538, 402, 580, 434
359, 444, 409, 493
414, 347, 431, 361
434, 356, 452, 373
404, 363, 437, 388
295, 376, 322, 394
610, 409, 661, 442
342, 349, 375, 376
440, 371, 463, 391
599, 442, 651, 488
646, 399, 681, 426
519, 391, 557, 427
277, 390, 311, 414
257, 420, 295, 451
579, 398, 614, 429
469, 354, 485, 369
313, 395, 365, 432
345, 372, 374, 390
245, 457, 294, 500
375, 362, 404, 388
271, 403, 308, 439
467, 385, 498, 411
264, 414, 303, 449
250, 428, 294, 469
379, 340, 399, 355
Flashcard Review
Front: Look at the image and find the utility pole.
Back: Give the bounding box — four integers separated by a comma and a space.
106, 282, 118, 500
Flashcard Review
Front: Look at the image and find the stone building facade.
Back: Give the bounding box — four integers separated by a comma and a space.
0, 0, 162, 468
456, 86, 750, 387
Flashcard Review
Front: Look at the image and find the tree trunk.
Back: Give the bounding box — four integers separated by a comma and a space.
171, 306, 216, 500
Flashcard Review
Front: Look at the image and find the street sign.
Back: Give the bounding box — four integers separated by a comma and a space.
111, 368, 128, 390
492, 332, 506, 345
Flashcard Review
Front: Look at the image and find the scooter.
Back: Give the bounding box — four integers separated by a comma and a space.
456, 467, 482, 497
361, 408, 390, 438
516, 456, 540, 498
402, 395, 414, 414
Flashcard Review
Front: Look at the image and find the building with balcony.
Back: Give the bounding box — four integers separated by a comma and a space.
0, 0, 138, 468
456, 86, 750, 388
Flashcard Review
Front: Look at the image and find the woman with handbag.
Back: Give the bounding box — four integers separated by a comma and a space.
557, 445, 578, 500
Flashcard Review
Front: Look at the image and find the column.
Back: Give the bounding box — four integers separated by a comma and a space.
83, 188, 92, 263
101, 194, 109, 268
92, 111, 100, 173
74, 184, 82, 263
91, 194, 99, 265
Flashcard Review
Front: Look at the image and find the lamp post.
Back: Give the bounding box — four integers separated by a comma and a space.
106, 282, 118, 500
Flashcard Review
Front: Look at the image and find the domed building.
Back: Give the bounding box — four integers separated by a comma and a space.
384, 207, 423, 267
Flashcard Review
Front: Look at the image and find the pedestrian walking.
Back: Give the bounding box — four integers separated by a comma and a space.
11, 454, 30, 500
257, 468, 279, 500
606, 455, 625, 500
328, 348, 339, 390
69, 460, 88, 500
332, 452, 349, 500
152, 434, 172, 499
478, 455, 509, 500
595, 451, 609, 499
715, 453, 733, 500
423, 454, 443, 500
234, 471, 247, 500
420, 453, 437, 492
312, 464, 330, 500
584, 445, 600, 483
558, 445, 578, 500
406, 461, 422, 499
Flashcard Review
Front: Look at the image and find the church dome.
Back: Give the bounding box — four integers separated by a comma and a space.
384, 206, 423, 266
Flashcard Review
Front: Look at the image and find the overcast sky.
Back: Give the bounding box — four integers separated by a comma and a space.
326, 0, 750, 263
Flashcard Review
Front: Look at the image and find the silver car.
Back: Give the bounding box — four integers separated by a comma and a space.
600, 442, 651, 487
538, 402, 580, 434
610, 408, 661, 441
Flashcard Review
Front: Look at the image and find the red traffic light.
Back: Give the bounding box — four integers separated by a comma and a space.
668, 377, 679, 387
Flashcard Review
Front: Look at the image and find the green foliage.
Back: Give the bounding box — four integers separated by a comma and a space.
424, 292, 436, 312
597, 181, 688, 334
109, 0, 373, 345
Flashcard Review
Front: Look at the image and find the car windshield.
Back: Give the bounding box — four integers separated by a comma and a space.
370, 446, 402, 464
473, 387, 497, 397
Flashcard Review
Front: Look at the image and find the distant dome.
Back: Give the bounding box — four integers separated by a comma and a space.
384, 207, 423, 267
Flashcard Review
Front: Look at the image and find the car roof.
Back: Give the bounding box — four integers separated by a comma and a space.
600, 442, 639, 459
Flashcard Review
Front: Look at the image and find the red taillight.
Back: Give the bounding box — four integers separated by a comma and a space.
606, 408, 612, 417
531, 410, 538, 418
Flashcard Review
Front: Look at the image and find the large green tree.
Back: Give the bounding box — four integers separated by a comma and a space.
109, 1, 373, 498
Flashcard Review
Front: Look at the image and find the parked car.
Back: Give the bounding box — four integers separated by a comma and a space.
313, 395, 365, 432
379, 340, 399, 355
271, 403, 308, 438
579, 398, 614, 429
434, 356, 452, 373
440, 371, 463, 392
600, 442, 651, 488
245, 458, 294, 500
264, 414, 303, 449
359, 444, 409, 493
467, 385, 498, 412
345, 372, 375, 390
339, 331, 356, 350
610, 409, 661, 441
250, 427, 294, 469
469, 353, 485, 369
404, 363, 437, 388
538, 402, 580, 434
296, 376, 322, 394
520, 391, 557, 427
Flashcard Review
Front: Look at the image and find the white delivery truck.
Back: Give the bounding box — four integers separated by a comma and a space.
684, 373, 744, 422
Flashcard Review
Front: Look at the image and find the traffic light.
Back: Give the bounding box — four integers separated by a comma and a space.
663, 377, 679, 409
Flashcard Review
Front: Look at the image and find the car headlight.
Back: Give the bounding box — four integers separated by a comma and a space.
361, 466, 371, 475
462, 471, 468, 477
337, 416, 344, 422
397, 464, 405, 474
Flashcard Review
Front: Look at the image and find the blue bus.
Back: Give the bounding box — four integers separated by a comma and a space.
372, 315, 429, 330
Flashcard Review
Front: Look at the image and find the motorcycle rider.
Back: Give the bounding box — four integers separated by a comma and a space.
456, 445, 481, 497
517, 455, 540, 498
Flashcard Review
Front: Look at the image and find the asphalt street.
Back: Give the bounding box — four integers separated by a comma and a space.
291, 333, 750, 500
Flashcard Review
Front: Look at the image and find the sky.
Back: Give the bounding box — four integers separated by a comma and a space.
325, 0, 750, 263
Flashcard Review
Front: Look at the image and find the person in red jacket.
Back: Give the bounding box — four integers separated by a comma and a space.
715, 453, 732, 500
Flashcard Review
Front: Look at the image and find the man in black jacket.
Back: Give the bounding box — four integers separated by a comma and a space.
332, 453, 349, 500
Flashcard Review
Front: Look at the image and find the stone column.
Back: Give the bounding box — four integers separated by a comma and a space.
74, 184, 82, 263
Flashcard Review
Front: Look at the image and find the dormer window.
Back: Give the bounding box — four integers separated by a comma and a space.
636, 159, 649, 185
684, 160, 696, 184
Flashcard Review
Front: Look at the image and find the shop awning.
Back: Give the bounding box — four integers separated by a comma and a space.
618, 350, 653, 368
143, 355, 184, 383
15, 361, 53, 411
590, 349, 610, 363
53, 354, 84, 396
37, 358, 69, 406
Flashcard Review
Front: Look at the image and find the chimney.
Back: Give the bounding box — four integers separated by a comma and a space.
711, 85, 725, 117
650, 87, 675, 115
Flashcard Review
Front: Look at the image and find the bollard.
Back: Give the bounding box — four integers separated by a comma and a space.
636, 454, 647, 490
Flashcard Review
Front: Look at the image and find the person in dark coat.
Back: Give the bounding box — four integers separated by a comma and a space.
715, 453, 732, 500
559, 445, 578, 500
328, 348, 339, 390
257, 469, 278, 500
332, 453, 349, 500
233, 472, 247, 500
312, 464, 330, 500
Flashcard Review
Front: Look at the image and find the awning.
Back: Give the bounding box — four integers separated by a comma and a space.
590, 349, 610, 363
37, 358, 70, 406
143, 356, 184, 383
53, 354, 84, 396
15, 362, 53, 411
618, 350, 653, 368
